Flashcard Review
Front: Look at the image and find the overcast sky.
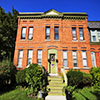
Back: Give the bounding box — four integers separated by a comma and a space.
0, 0, 100, 21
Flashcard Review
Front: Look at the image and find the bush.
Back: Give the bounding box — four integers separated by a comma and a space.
16, 68, 27, 87
67, 69, 83, 87
0, 59, 17, 91
90, 67, 100, 87
25, 64, 49, 98
81, 72, 92, 87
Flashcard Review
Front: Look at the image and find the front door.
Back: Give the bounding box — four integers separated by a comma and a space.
48, 49, 57, 74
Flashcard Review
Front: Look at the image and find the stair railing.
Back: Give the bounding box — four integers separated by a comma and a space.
61, 67, 68, 86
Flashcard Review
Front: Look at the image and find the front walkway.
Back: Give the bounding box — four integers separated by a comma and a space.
45, 95, 66, 100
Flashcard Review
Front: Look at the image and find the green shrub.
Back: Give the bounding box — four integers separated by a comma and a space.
90, 67, 100, 87
81, 72, 92, 87
25, 64, 49, 97
0, 59, 17, 91
67, 69, 83, 87
16, 68, 27, 87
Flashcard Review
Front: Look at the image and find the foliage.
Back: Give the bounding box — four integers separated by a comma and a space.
81, 72, 92, 87
0, 59, 17, 91
0, 88, 35, 100
0, 6, 18, 61
25, 64, 49, 97
72, 87, 100, 100
67, 69, 83, 87
16, 68, 27, 87
90, 67, 100, 87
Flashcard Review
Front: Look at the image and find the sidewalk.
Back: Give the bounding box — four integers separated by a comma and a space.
45, 95, 66, 100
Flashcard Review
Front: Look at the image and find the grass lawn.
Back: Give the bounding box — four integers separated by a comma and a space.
0, 88, 34, 100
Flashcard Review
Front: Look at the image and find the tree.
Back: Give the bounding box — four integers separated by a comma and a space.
0, 6, 18, 61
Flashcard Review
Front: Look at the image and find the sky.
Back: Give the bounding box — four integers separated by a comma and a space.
0, 0, 100, 21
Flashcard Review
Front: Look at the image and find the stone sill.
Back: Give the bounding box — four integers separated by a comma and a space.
72, 40, 78, 42
80, 40, 86, 42
83, 67, 89, 69
73, 67, 80, 69
45, 39, 51, 41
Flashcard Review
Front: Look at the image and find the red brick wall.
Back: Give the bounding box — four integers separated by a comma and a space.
14, 18, 100, 73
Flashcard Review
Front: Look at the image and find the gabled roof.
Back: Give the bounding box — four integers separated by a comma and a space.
18, 9, 88, 20
88, 21, 100, 28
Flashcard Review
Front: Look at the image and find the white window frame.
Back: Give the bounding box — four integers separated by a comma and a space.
82, 51, 87, 67
54, 27, 59, 40
37, 50, 42, 66
79, 28, 84, 40
18, 50, 23, 68
46, 27, 50, 40
97, 30, 100, 42
72, 51, 78, 67
21, 27, 26, 39
72, 28, 77, 41
91, 52, 96, 67
63, 50, 68, 68
91, 30, 97, 42
27, 50, 33, 65
28, 27, 33, 40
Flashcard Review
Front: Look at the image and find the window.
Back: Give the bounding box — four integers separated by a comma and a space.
82, 51, 87, 67
63, 51, 68, 67
72, 51, 77, 67
93, 36, 96, 41
97, 30, 100, 42
46, 27, 50, 39
28, 27, 33, 40
91, 30, 96, 42
27, 50, 33, 65
18, 50, 23, 67
21, 27, 26, 39
91, 52, 96, 67
54, 27, 59, 40
79, 28, 84, 40
37, 50, 42, 66
72, 28, 77, 40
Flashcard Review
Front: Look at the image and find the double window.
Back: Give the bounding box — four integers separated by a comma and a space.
37, 50, 42, 66
82, 51, 87, 67
28, 27, 33, 40
63, 51, 68, 67
46, 27, 50, 40
27, 50, 33, 65
21, 27, 26, 39
72, 51, 77, 67
54, 27, 59, 40
79, 28, 84, 40
18, 50, 23, 67
91, 52, 96, 67
72, 28, 77, 40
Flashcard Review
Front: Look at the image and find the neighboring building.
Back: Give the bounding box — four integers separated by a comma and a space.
88, 21, 100, 68
14, 9, 100, 74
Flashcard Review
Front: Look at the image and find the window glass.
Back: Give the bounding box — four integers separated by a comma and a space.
72, 28, 77, 40
46, 27, 50, 39
18, 50, 23, 67
28, 27, 33, 40
21, 27, 26, 39
27, 50, 33, 65
54, 27, 59, 40
63, 51, 68, 67
37, 50, 42, 65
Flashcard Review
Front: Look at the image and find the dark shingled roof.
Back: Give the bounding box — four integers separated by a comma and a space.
88, 21, 100, 28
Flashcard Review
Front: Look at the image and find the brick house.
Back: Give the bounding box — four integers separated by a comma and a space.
14, 9, 100, 74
